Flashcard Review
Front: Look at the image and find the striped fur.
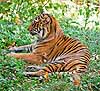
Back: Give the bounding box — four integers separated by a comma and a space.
7, 13, 90, 86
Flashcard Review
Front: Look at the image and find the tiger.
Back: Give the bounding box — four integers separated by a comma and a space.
7, 13, 90, 86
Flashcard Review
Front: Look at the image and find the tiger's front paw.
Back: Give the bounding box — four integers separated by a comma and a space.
8, 47, 17, 53
6, 53, 16, 57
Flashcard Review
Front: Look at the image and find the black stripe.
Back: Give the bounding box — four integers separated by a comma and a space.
66, 42, 81, 52
59, 38, 72, 55
77, 70, 86, 73
57, 63, 64, 72
79, 66, 87, 69
42, 68, 50, 73
66, 63, 86, 71
50, 40, 65, 59
81, 56, 89, 62
51, 51, 61, 62
56, 37, 64, 46
60, 46, 67, 55
63, 45, 75, 54
63, 42, 81, 54
55, 63, 62, 72
30, 45, 33, 52
61, 63, 68, 71
61, 59, 80, 71
42, 28, 45, 37
47, 46, 55, 56
54, 37, 63, 45
80, 57, 88, 64
47, 38, 67, 61
26, 45, 33, 52
63, 37, 73, 46
85, 54, 90, 60
54, 64, 59, 71
49, 64, 55, 72
61, 39, 77, 53
70, 47, 86, 54
66, 44, 83, 54
85, 52, 90, 58
46, 65, 53, 72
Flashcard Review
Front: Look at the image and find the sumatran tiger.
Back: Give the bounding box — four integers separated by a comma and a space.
7, 13, 90, 86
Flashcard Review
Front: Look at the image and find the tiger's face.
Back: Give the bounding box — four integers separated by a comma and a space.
28, 13, 52, 40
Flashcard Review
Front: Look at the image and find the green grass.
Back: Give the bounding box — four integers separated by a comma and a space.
0, 19, 100, 91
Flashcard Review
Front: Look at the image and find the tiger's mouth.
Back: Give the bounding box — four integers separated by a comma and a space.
29, 30, 43, 42
30, 31, 40, 40
30, 31, 37, 36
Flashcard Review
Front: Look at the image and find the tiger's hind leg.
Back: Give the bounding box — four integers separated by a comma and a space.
24, 69, 81, 86
23, 63, 82, 87
24, 63, 64, 83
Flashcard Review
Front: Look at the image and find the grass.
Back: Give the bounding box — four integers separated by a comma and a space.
0, 19, 100, 91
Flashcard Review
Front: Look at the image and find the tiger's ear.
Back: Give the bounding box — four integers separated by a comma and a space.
46, 16, 51, 23
40, 12, 51, 23
44, 14, 51, 24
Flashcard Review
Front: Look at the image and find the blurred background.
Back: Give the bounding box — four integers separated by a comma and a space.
0, 0, 100, 91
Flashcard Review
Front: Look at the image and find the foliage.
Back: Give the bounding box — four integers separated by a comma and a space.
0, 0, 100, 91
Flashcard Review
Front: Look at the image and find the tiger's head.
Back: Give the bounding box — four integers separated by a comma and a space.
28, 13, 64, 41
